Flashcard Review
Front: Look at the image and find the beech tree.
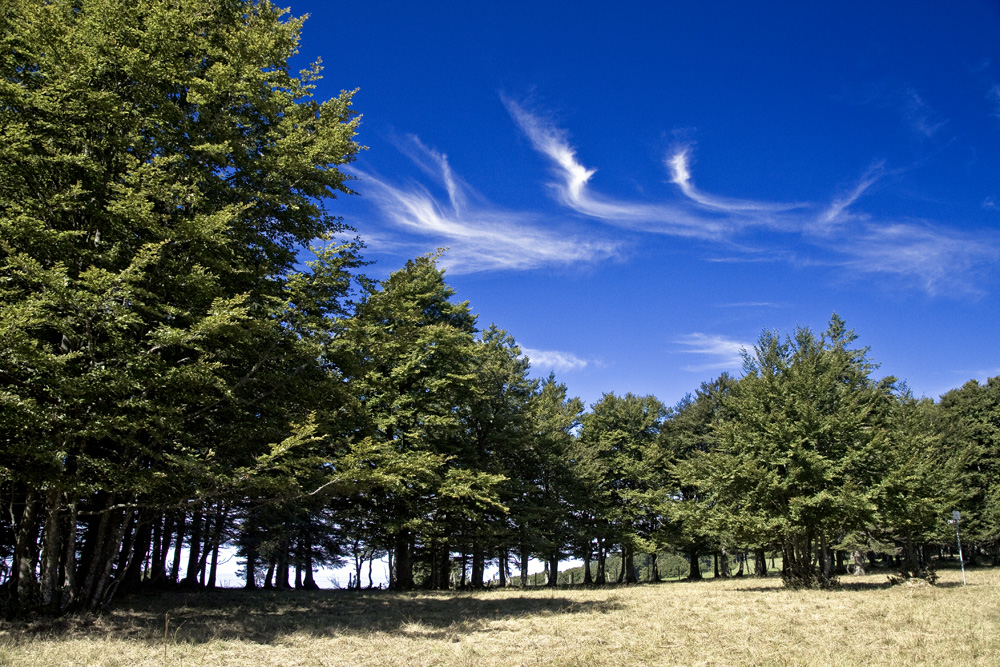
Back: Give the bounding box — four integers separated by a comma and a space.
576, 393, 667, 584
705, 316, 896, 588
658, 375, 736, 580
0, 0, 361, 613
341, 254, 504, 589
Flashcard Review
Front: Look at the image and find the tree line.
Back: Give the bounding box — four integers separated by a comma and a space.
2, 0, 998, 617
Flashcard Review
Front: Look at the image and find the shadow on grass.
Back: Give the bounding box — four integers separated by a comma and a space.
12, 588, 625, 645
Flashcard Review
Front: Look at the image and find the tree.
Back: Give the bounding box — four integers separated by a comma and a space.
341, 253, 503, 589
461, 325, 537, 588
576, 393, 667, 584
0, 0, 361, 613
658, 375, 735, 580
704, 315, 896, 588
937, 377, 1000, 563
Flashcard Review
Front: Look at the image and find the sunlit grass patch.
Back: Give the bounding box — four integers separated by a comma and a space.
1, 566, 997, 666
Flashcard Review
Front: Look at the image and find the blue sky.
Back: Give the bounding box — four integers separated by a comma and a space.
291, 0, 1000, 408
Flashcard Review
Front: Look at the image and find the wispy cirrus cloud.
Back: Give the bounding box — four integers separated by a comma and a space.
503, 96, 732, 239
814, 163, 884, 232
352, 137, 622, 274
836, 222, 1000, 295
502, 95, 999, 295
354, 95, 996, 293
667, 147, 806, 214
675, 333, 750, 372
522, 347, 590, 373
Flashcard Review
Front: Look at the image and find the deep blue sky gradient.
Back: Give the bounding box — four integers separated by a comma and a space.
289, 0, 1000, 407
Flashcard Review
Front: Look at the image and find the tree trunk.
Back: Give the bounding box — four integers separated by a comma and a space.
687, 546, 702, 580
471, 543, 485, 588
276, 538, 290, 589
149, 514, 166, 585
121, 510, 153, 594
546, 553, 559, 587
650, 552, 661, 582
519, 546, 529, 586
498, 549, 508, 587
183, 511, 203, 586
263, 558, 275, 589
169, 514, 186, 583
39, 489, 64, 610
623, 544, 637, 584
302, 534, 318, 590
596, 542, 607, 584
719, 547, 731, 578
60, 500, 78, 611
393, 530, 413, 590
754, 548, 768, 577
13, 488, 41, 608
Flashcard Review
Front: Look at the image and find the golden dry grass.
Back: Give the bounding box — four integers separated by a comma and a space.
1, 567, 998, 666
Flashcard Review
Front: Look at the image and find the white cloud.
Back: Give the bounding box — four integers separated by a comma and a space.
356, 95, 997, 296
675, 333, 749, 371
836, 222, 1000, 295
503, 97, 732, 239
667, 147, 806, 213
521, 347, 590, 373
814, 163, 883, 231
352, 138, 622, 274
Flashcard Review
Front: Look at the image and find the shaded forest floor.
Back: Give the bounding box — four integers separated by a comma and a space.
1, 566, 998, 666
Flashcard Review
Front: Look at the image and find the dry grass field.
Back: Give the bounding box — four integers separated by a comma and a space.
1, 567, 998, 666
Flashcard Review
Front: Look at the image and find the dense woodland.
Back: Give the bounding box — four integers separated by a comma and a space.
2, 0, 998, 618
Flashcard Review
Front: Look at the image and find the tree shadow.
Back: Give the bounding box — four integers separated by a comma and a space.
14, 588, 625, 645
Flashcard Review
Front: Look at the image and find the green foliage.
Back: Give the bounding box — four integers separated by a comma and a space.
938, 377, 1000, 552
0, 0, 361, 612
703, 315, 896, 587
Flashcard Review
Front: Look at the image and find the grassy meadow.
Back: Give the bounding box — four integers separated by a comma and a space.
1, 566, 998, 666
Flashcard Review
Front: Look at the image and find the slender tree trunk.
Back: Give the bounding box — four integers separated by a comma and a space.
169, 514, 186, 584
82, 504, 129, 610
519, 546, 528, 586
471, 543, 485, 588
302, 534, 318, 590
39, 489, 64, 610
183, 511, 203, 586
650, 552, 661, 582
122, 511, 153, 594
149, 514, 165, 585
58, 500, 78, 611
498, 549, 507, 587
13, 488, 41, 608
596, 542, 607, 584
